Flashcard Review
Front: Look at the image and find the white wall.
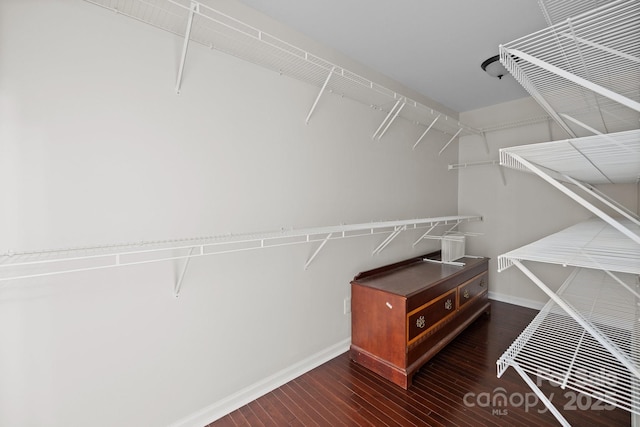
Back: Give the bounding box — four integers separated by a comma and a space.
458, 97, 639, 309
0, 1, 461, 426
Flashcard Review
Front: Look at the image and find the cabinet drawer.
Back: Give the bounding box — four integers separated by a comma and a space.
407, 288, 456, 345
458, 272, 488, 308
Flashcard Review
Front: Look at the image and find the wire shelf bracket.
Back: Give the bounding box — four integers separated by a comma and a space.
305, 66, 335, 124
175, 1, 198, 94
372, 98, 406, 140
438, 128, 463, 156
412, 114, 440, 150
83, 0, 482, 144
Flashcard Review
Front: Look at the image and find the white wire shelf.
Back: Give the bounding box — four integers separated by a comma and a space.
538, 0, 617, 25
500, 129, 640, 185
0, 215, 482, 284
500, 130, 640, 243
498, 268, 640, 415
501, 0, 640, 137
498, 218, 640, 274
83, 0, 479, 140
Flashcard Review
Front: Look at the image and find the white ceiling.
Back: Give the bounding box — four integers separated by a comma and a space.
235, 0, 548, 113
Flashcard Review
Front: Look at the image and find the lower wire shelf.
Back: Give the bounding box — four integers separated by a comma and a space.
498, 268, 640, 419
0, 215, 482, 283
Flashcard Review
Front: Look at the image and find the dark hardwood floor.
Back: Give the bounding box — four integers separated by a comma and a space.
209, 301, 630, 426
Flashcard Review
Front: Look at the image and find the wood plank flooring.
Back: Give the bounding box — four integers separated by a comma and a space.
209, 301, 630, 426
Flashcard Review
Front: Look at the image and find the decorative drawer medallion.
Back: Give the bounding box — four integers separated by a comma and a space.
458, 272, 488, 308
407, 288, 457, 345
445, 299, 453, 310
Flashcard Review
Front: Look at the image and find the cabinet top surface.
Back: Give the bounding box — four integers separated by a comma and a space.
352, 254, 487, 297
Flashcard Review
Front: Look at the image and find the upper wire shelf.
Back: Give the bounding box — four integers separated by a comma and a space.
500, 0, 640, 138
0, 215, 482, 282
83, 0, 479, 139
498, 218, 640, 274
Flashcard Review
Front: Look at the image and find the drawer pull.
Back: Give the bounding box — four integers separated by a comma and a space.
480, 279, 486, 287
463, 290, 470, 299
445, 299, 453, 310
416, 315, 426, 329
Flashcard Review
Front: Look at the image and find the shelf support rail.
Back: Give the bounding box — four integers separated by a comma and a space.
372, 98, 405, 140
481, 132, 490, 154
448, 160, 506, 185
305, 66, 335, 124
511, 259, 640, 380
560, 113, 604, 137
412, 114, 440, 150
500, 46, 576, 138
438, 128, 463, 156
562, 174, 640, 227
511, 363, 571, 427
560, 281, 601, 389
175, 1, 198, 94
174, 246, 199, 296
577, 254, 640, 300
411, 219, 468, 247
448, 160, 500, 170
412, 223, 440, 247
497, 267, 580, 377
372, 225, 406, 255
502, 152, 640, 244
304, 232, 332, 270
445, 221, 462, 235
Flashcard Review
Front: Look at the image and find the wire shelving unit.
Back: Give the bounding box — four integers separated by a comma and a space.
496, 2, 640, 424
0, 215, 482, 295
500, 0, 640, 138
497, 132, 640, 424
82, 0, 480, 148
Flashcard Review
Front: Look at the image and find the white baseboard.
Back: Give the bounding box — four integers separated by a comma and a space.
168, 338, 351, 427
169, 295, 543, 427
489, 291, 545, 311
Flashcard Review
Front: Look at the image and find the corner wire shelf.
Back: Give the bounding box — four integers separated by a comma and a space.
500, 0, 640, 138
83, 0, 481, 151
0, 215, 482, 296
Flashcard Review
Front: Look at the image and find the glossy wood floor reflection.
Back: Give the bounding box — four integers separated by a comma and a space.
209, 301, 629, 426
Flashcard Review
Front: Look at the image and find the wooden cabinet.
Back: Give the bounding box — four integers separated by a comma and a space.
350, 251, 490, 389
